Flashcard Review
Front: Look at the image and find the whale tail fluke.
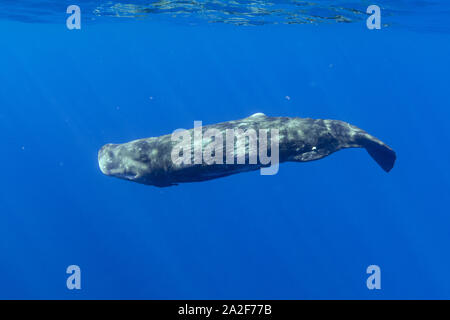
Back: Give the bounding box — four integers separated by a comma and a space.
357, 134, 396, 172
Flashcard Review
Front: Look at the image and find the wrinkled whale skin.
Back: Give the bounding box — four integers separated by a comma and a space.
98, 113, 396, 187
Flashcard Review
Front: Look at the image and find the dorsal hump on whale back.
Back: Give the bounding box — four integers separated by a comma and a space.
248, 112, 266, 118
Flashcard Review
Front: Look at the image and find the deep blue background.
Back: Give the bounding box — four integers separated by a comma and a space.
1, 5, 450, 299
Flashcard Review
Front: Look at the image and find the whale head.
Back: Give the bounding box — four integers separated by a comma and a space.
98, 142, 148, 182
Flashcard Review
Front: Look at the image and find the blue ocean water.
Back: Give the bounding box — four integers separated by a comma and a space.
1, 1, 450, 299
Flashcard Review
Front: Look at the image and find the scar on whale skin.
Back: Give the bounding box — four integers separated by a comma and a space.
98, 113, 396, 187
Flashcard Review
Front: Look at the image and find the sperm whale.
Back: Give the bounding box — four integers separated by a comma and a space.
98, 113, 396, 187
